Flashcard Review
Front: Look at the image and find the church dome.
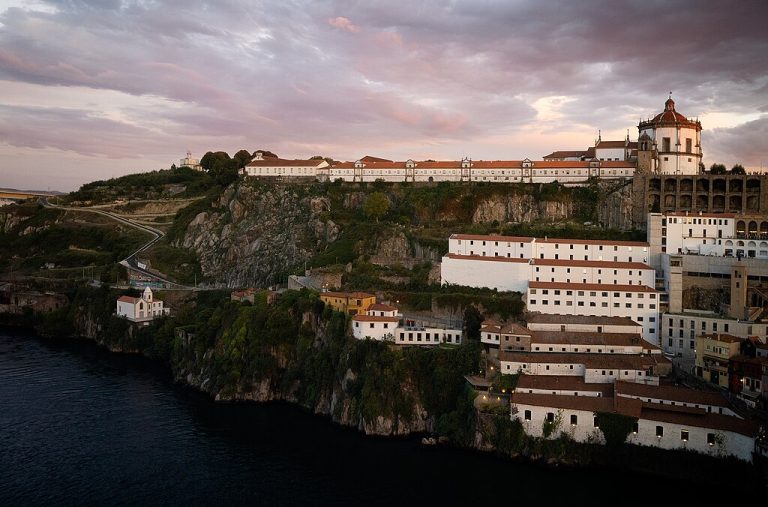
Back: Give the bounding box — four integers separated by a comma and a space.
640, 97, 701, 131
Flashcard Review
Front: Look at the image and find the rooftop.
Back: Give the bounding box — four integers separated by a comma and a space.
615, 381, 730, 407
529, 331, 658, 350
515, 375, 614, 395
526, 313, 640, 327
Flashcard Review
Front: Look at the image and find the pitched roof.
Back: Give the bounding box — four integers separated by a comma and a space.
450, 233, 534, 243
511, 392, 614, 413
542, 150, 586, 159
615, 381, 730, 407
117, 296, 140, 304
529, 331, 657, 349
515, 375, 614, 395
596, 140, 628, 149
528, 281, 657, 293
526, 313, 641, 327
699, 333, 743, 344
351, 315, 399, 323
443, 253, 530, 264
246, 158, 327, 168
368, 303, 398, 312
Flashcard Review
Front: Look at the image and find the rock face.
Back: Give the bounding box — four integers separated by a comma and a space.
472, 194, 574, 224
173, 312, 434, 437
177, 184, 338, 287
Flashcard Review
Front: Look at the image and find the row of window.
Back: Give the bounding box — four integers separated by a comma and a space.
532, 289, 656, 299
529, 299, 657, 311
524, 411, 719, 444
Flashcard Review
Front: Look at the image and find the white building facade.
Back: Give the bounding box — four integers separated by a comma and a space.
638, 97, 703, 175
116, 287, 169, 323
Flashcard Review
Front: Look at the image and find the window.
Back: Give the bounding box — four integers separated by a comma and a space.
570, 414, 578, 426
524, 410, 531, 421
370, 323, 374, 328
656, 426, 664, 438
707, 433, 715, 446
632, 422, 639, 434
593, 417, 600, 428
681, 430, 689, 442
546, 412, 555, 423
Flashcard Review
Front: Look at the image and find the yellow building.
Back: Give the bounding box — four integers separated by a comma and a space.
695, 333, 743, 388
320, 291, 376, 315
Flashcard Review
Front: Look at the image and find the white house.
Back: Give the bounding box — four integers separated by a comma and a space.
510, 391, 756, 461
351, 314, 399, 341
116, 287, 169, 324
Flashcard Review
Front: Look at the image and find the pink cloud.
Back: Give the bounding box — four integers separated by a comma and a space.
328, 16, 360, 33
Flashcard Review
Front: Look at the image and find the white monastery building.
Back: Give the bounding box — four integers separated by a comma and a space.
238, 96, 707, 184
638, 97, 702, 175
116, 287, 169, 324
243, 151, 329, 177
440, 233, 659, 343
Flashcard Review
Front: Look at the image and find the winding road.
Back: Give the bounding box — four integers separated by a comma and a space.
41, 198, 193, 289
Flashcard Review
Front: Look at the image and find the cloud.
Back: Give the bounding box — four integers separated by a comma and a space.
0, 0, 766, 190
328, 16, 359, 33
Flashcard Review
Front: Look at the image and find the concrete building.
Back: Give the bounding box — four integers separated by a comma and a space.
116, 287, 169, 324
637, 97, 703, 176
695, 333, 744, 388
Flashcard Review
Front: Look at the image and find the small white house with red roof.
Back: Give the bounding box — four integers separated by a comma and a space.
116, 287, 169, 324
352, 304, 400, 341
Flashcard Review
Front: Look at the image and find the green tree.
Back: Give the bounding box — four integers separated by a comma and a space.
731, 164, 746, 175
252, 149, 278, 159
363, 192, 390, 223
463, 305, 483, 340
233, 149, 253, 169
709, 163, 727, 174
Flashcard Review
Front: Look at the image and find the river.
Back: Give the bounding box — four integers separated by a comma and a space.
0, 329, 762, 505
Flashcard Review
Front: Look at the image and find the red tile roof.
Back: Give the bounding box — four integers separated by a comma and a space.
368, 303, 398, 312
615, 381, 730, 407
535, 237, 648, 246
526, 313, 640, 327
528, 281, 657, 293
543, 150, 586, 159
351, 315, 400, 323
511, 392, 615, 413
443, 253, 530, 263
450, 233, 534, 243
596, 140, 628, 149
246, 158, 327, 167
529, 331, 657, 349
515, 375, 614, 395
118, 296, 140, 304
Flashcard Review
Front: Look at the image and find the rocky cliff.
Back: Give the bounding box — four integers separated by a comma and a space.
176, 184, 339, 287
171, 179, 637, 287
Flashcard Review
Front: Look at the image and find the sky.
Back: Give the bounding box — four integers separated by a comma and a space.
1, 0, 767, 191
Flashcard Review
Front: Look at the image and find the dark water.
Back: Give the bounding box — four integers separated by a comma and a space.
0, 329, 762, 506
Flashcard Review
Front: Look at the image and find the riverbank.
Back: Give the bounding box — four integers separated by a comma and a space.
3, 327, 767, 505
3, 298, 765, 504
